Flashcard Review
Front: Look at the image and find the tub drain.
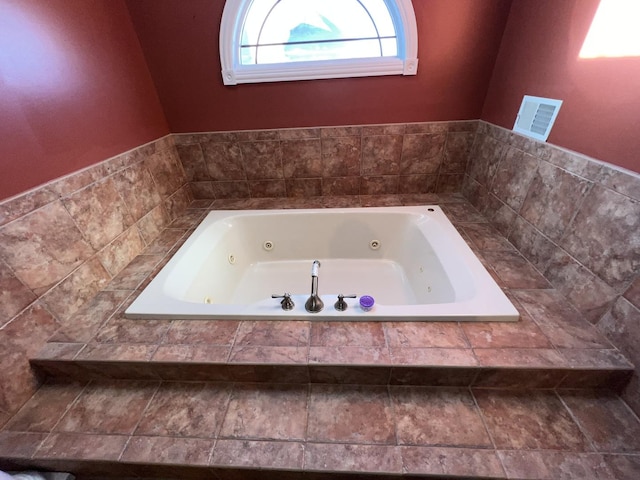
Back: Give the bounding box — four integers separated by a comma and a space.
228, 254, 236, 264
263, 241, 274, 251
369, 240, 381, 250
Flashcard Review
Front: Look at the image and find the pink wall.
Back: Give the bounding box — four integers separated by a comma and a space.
126, 0, 512, 132
0, 0, 169, 201
482, 0, 640, 173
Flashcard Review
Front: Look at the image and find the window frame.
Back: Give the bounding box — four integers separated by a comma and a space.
219, 0, 419, 85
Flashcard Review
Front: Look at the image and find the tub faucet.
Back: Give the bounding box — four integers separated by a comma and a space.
305, 260, 324, 313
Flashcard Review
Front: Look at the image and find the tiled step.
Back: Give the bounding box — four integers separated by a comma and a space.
30, 338, 633, 391
2, 380, 640, 479
30, 300, 634, 389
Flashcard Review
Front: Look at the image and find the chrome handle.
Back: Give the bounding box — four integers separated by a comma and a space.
272, 293, 295, 311
334, 294, 357, 311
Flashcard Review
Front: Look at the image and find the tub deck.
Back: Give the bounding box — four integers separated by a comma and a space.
31, 194, 631, 388
4, 194, 637, 479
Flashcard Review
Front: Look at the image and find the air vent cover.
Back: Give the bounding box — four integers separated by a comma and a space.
513, 95, 563, 141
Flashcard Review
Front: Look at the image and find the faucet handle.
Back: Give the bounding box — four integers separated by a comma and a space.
272, 293, 295, 311
334, 294, 357, 311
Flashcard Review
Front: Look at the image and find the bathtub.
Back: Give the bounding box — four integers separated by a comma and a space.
125, 205, 519, 321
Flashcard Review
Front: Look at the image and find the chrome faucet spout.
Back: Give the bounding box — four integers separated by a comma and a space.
305, 260, 324, 313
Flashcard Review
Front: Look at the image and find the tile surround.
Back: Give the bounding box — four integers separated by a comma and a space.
464, 120, 640, 416
175, 121, 477, 199
1, 119, 640, 478
0, 135, 191, 418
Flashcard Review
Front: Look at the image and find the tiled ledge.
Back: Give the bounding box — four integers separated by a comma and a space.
26, 194, 633, 390
2, 380, 640, 479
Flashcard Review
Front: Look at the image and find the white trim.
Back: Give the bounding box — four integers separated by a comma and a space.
219, 0, 419, 85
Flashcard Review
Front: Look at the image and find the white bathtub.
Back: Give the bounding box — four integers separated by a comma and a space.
125, 205, 519, 321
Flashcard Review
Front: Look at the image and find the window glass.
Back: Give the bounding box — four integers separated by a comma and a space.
219, 0, 418, 85
240, 0, 398, 65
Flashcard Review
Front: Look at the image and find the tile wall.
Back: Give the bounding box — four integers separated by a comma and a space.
463, 121, 640, 414
173, 121, 478, 199
1, 117, 639, 428
0, 136, 192, 421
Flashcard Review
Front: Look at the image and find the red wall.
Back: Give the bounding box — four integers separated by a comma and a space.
482, 0, 640, 173
126, 0, 512, 132
0, 0, 169, 201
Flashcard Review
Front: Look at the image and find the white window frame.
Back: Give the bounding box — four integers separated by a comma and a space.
219, 0, 419, 85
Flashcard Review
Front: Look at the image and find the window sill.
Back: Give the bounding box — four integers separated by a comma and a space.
222, 56, 418, 85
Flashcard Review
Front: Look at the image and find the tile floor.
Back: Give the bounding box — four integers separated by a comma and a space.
2, 380, 640, 479
1, 193, 639, 479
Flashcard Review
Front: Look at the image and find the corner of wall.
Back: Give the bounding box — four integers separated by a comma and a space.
463, 120, 640, 415
0, 136, 192, 419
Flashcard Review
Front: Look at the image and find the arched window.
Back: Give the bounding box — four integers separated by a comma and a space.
220, 0, 418, 85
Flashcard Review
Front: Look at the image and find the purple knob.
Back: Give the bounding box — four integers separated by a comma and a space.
359, 295, 375, 311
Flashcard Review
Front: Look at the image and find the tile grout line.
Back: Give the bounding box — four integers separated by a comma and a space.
208, 381, 235, 467
117, 380, 162, 462
28, 379, 92, 459
301, 383, 312, 472
468, 386, 506, 478
386, 384, 400, 450
554, 390, 599, 454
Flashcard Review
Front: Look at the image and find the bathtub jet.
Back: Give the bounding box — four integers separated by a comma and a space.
125, 205, 519, 321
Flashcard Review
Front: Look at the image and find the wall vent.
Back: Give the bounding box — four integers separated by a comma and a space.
513, 95, 563, 141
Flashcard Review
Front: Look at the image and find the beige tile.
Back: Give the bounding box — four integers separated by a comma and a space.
5, 380, 86, 432
164, 320, 240, 345
40, 257, 112, 322
361, 135, 403, 175
603, 454, 640, 480
50, 290, 131, 343
307, 385, 395, 444
137, 204, 173, 244
474, 389, 590, 451
122, 435, 213, 465
0, 431, 48, 458
402, 446, 504, 478
305, 443, 401, 474
560, 390, 640, 453
62, 177, 134, 250
520, 161, 591, 242
135, 382, 231, 438
240, 141, 283, 180
1, 302, 61, 356
221, 384, 308, 441
146, 147, 187, 196
0, 201, 95, 293
500, 450, 615, 480
230, 346, 308, 364
36, 432, 128, 460
235, 321, 309, 347
113, 162, 162, 220
97, 225, 146, 277
0, 259, 36, 326
55, 380, 159, 434
282, 139, 322, 178
385, 322, 469, 348
311, 321, 386, 347
391, 386, 492, 448
212, 439, 304, 470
